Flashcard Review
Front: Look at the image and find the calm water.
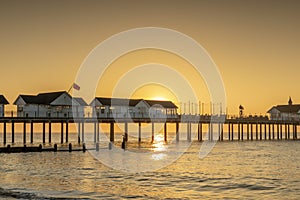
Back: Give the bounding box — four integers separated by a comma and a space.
0, 139, 300, 199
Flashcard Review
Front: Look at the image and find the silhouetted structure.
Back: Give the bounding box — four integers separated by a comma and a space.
0, 95, 9, 117
267, 97, 300, 121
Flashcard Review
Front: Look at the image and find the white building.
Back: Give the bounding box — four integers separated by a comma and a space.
14, 91, 87, 118
90, 97, 178, 118
0, 95, 9, 117
267, 97, 300, 121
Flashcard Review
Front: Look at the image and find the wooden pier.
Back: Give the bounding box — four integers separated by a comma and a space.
0, 116, 299, 153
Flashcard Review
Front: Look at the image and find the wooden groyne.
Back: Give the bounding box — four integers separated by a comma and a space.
0, 116, 299, 153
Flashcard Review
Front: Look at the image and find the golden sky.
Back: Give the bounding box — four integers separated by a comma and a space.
0, 0, 300, 115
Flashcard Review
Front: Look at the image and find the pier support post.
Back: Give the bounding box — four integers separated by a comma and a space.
272, 123, 275, 140
151, 122, 154, 143
256, 123, 258, 140
66, 121, 69, 143
81, 121, 84, 143
250, 123, 253, 141
43, 122, 46, 144
280, 124, 283, 140
11, 121, 15, 144
97, 122, 100, 142
295, 125, 298, 139
30, 121, 33, 144
268, 124, 271, 140
288, 124, 290, 140
176, 122, 179, 142
23, 121, 26, 144
187, 123, 190, 142
49, 121, 52, 143
125, 122, 128, 142
238, 123, 240, 141
264, 123, 267, 140
61, 122, 64, 144
164, 123, 167, 142
231, 123, 234, 141
241, 123, 244, 141
285, 124, 287, 140
259, 123, 262, 140
198, 123, 202, 141
210, 123, 214, 141
247, 123, 249, 140
138, 122, 141, 143
228, 123, 231, 141
94, 122, 97, 143
277, 124, 280, 140
110, 122, 114, 142
78, 122, 81, 144
3, 122, 6, 145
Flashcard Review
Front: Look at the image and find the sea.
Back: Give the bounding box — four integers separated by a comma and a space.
0, 129, 300, 199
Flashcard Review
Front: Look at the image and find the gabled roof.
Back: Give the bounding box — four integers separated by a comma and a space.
93, 97, 141, 107
91, 97, 178, 109
14, 91, 72, 105
0, 95, 9, 104
267, 104, 300, 114
144, 100, 178, 108
73, 97, 88, 106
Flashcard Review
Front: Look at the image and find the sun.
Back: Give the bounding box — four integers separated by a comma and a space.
152, 96, 167, 101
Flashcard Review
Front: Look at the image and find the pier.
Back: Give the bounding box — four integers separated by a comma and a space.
0, 115, 298, 151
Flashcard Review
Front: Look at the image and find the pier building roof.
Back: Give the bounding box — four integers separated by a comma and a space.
0, 95, 9, 104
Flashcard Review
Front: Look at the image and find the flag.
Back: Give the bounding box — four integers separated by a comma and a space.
73, 83, 80, 91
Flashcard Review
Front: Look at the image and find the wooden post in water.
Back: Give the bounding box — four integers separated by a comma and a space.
220, 123, 223, 141
78, 122, 81, 144
23, 121, 26, 144
247, 123, 249, 141
231, 123, 234, 141
295, 124, 298, 139
81, 121, 84, 143
164, 123, 167, 142
256, 123, 258, 140
285, 124, 287, 140
211, 123, 214, 141
30, 121, 33, 144
151, 122, 154, 143
241, 123, 244, 141
259, 123, 262, 140
97, 122, 100, 142
280, 124, 283, 140
287, 124, 290, 140
198, 123, 202, 141
176, 122, 179, 142
238, 123, 240, 141
264, 123, 267, 140
49, 121, 52, 143
11, 121, 15, 144
272, 123, 275, 140
125, 122, 128, 142
61, 121, 64, 144
94, 121, 97, 143
3, 121, 6, 145
269, 124, 271, 140
66, 121, 69, 143
250, 123, 253, 141
187, 123, 190, 141
228, 123, 231, 141
43, 122, 46, 144
110, 122, 114, 142
138, 122, 141, 143
277, 124, 280, 140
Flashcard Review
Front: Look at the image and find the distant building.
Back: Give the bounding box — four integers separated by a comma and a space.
267, 97, 300, 121
0, 95, 9, 117
14, 91, 87, 118
90, 97, 178, 118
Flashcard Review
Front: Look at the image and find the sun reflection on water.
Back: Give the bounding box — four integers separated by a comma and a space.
151, 134, 167, 160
